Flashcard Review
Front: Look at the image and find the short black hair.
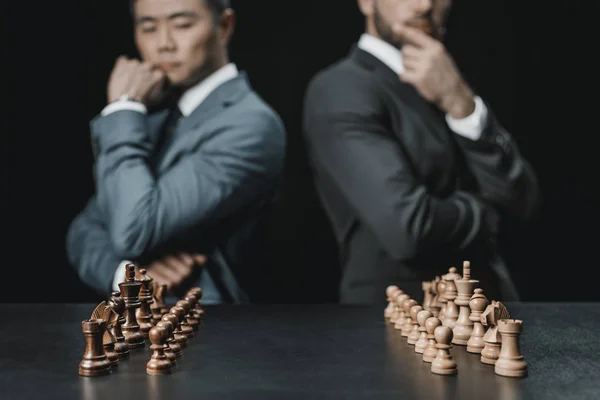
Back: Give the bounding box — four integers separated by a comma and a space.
129, 0, 231, 18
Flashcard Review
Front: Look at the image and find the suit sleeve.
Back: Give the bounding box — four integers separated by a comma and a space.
303, 77, 489, 261
89, 108, 285, 260
453, 102, 540, 221
66, 197, 122, 295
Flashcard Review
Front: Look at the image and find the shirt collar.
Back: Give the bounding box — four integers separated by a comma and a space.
178, 63, 239, 116
357, 33, 404, 75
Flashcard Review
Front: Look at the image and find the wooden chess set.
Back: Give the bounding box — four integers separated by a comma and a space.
78, 263, 204, 376
384, 260, 528, 378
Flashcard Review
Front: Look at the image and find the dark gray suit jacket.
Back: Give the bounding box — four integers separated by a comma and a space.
303, 47, 539, 304
67, 73, 286, 302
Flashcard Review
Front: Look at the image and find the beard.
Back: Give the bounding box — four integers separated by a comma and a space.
373, 3, 442, 48
373, 5, 403, 49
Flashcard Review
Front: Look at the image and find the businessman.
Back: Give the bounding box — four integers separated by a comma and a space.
67, 0, 286, 303
303, 0, 539, 304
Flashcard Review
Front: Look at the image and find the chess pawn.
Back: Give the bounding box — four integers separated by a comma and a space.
155, 284, 169, 315
494, 319, 528, 378
407, 305, 423, 345
422, 281, 432, 311
119, 264, 145, 348
401, 298, 417, 337
393, 294, 409, 330
389, 290, 402, 324
146, 325, 172, 375
431, 326, 457, 375
176, 300, 195, 338
136, 269, 155, 338
150, 283, 163, 324
188, 287, 205, 318
467, 288, 489, 353
384, 286, 399, 318
428, 276, 442, 317
160, 316, 183, 357
79, 319, 112, 377
415, 310, 433, 353
108, 291, 130, 358
184, 293, 201, 330
168, 306, 189, 347
436, 279, 448, 320
480, 301, 510, 365
156, 320, 178, 364
453, 261, 478, 345
423, 317, 442, 363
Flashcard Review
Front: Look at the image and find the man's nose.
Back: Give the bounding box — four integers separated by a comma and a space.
157, 26, 176, 52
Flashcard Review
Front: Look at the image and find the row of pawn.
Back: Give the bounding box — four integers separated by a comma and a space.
79, 263, 205, 376
384, 261, 528, 378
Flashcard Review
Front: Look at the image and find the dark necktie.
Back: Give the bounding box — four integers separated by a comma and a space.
153, 105, 183, 163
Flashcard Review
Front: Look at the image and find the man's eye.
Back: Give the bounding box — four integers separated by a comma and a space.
175, 23, 193, 29
140, 25, 157, 33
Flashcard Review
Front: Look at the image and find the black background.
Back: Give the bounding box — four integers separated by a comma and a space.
3, 1, 599, 303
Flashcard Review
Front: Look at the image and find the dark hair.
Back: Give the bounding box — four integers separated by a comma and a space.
129, 0, 231, 19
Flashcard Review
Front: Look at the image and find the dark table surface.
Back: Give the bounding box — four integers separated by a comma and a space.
1, 303, 599, 400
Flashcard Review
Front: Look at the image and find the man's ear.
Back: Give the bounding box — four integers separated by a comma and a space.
219, 9, 236, 45
357, 0, 375, 17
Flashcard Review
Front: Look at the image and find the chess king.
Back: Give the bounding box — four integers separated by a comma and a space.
66, 0, 286, 304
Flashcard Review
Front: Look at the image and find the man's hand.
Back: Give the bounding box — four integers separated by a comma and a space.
107, 56, 165, 105
143, 253, 207, 290
394, 25, 476, 119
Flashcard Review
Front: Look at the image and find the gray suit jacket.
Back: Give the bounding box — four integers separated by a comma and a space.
67, 73, 286, 302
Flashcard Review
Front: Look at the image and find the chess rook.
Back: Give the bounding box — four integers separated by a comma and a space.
78, 319, 112, 377
119, 264, 145, 348
494, 319, 528, 378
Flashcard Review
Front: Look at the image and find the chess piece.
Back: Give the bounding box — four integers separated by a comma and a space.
168, 307, 189, 347
467, 288, 489, 353
155, 284, 169, 315
90, 302, 120, 367
393, 293, 409, 330
146, 325, 172, 375
156, 320, 177, 364
158, 317, 182, 357
184, 293, 201, 330
119, 263, 145, 348
431, 325, 457, 375
389, 290, 402, 324
415, 310, 433, 353
495, 319, 528, 378
401, 298, 417, 337
108, 291, 130, 358
188, 287, 205, 318
79, 319, 112, 377
436, 279, 448, 320
453, 261, 479, 345
136, 269, 155, 338
407, 305, 423, 345
481, 301, 510, 365
384, 286, 400, 318
422, 281, 433, 311
442, 268, 460, 328
175, 300, 195, 338
150, 282, 163, 324
423, 316, 442, 363
428, 276, 442, 317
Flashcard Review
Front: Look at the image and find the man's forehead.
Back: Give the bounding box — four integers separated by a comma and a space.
134, 0, 206, 16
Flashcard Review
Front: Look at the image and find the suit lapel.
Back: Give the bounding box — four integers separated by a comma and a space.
351, 47, 449, 142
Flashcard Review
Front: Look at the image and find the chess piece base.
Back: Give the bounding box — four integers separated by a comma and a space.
495, 360, 528, 378
146, 359, 172, 375
78, 358, 112, 377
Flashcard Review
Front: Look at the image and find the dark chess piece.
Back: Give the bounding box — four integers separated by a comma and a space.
119, 263, 145, 348
187, 287, 205, 318
150, 282, 163, 324
146, 325, 172, 375
175, 300, 194, 338
79, 319, 112, 377
108, 291, 130, 358
156, 284, 169, 315
163, 311, 188, 348
156, 320, 178, 363
183, 293, 200, 330
136, 269, 155, 338
90, 301, 119, 367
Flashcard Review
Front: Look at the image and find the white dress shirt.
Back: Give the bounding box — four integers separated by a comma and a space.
106, 63, 239, 291
357, 34, 487, 141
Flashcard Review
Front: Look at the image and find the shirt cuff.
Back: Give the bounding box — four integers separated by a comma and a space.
101, 100, 147, 117
445, 96, 488, 141
112, 260, 132, 292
